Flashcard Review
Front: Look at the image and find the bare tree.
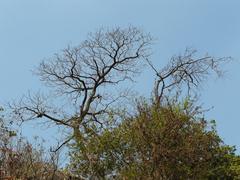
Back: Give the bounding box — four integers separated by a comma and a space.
11, 27, 152, 151
146, 48, 231, 105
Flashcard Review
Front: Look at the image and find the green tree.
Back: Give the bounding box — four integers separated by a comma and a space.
68, 100, 240, 179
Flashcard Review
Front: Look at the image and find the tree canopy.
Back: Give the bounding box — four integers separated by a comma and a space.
67, 100, 240, 179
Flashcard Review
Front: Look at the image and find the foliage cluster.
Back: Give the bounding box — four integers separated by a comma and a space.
68, 101, 240, 179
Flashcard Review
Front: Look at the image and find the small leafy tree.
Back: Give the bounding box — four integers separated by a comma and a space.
0, 107, 66, 179
0, 135, 67, 179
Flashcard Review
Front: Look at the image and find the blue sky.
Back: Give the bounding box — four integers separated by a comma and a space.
0, 0, 240, 152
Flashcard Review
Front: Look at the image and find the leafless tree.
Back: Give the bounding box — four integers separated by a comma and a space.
146, 48, 231, 105
10, 27, 152, 151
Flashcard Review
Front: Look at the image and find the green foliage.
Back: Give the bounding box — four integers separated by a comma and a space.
68, 100, 240, 179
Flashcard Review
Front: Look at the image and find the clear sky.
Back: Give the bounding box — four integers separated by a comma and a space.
0, 0, 240, 152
